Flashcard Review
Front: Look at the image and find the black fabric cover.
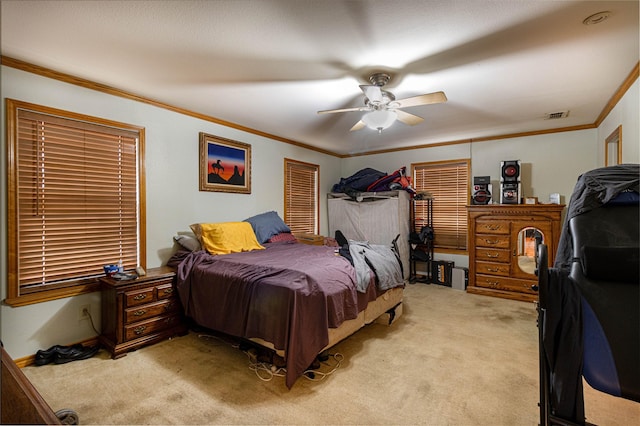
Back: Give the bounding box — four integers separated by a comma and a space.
542, 268, 585, 422
581, 245, 640, 282
555, 164, 639, 269
569, 204, 640, 403
331, 168, 386, 193
540, 164, 640, 423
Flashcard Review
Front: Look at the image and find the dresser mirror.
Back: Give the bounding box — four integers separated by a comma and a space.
516, 226, 544, 275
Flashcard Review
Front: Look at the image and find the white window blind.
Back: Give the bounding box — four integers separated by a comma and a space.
7, 101, 143, 303
413, 160, 469, 250
284, 159, 319, 234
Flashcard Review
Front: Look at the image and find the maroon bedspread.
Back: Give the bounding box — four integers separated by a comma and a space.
171, 241, 385, 388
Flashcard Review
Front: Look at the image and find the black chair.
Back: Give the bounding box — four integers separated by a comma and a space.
536, 165, 639, 425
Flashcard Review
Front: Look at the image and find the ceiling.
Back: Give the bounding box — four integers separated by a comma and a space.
1, 0, 638, 156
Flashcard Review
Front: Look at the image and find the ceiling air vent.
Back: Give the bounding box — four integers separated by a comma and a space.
545, 111, 569, 120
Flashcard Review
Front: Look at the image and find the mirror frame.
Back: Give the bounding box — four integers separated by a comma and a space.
516, 226, 544, 276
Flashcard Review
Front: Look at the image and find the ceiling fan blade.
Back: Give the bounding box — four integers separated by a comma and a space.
359, 85, 383, 103
350, 120, 366, 132
395, 109, 424, 126
317, 106, 367, 114
394, 91, 447, 108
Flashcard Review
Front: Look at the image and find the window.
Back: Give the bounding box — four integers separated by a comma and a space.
284, 158, 319, 234
412, 159, 470, 252
6, 99, 145, 306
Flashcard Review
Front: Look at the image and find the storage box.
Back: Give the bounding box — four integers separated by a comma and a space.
432, 260, 454, 286
452, 267, 469, 290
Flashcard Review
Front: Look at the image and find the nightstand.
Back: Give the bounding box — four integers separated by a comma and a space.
99, 266, 188, 358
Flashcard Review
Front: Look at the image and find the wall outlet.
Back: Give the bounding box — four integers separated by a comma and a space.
79, 304, 91, 321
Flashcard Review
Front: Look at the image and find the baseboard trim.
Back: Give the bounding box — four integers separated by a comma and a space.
12, 337, 100, 368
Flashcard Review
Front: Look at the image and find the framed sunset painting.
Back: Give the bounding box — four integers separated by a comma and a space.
199, 133, 251, 194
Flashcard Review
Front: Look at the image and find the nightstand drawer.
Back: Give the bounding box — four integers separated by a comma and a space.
124, 299, 180, 323
156, 283, 175, 299
125, 287, 155, 307
124, 314, 182, 341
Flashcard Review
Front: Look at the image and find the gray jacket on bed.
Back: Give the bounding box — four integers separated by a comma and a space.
348, 240, 403, 292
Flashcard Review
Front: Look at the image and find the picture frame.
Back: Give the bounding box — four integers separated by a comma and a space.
524, 197, 538, 205
199, 133, 251, 194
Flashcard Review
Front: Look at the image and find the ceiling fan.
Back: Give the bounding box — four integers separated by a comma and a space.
317, 72, 447, 133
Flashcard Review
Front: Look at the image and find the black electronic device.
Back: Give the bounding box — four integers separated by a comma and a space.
472, 179, 492, 205
473, 175, 490, 185
501, 160, 521, 182
500, 182, 521, 204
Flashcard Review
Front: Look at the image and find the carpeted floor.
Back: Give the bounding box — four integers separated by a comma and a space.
22, 284, 639, 425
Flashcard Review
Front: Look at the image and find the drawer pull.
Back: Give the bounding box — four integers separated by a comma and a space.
484, 239, 500, 245
486, 267, 499, 272
134, 326, 147, 335
164, 302, 174, 311
164, 317, 175, 325
485, 253, 499, 258
485, 280, 499, 287
484, 225, 502, 231
161, 288, 173, 295
133, 294, 147, 301
133, 309, 147, 316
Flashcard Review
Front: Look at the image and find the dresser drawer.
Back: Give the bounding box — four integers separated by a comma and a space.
475, 221, 509, 235
475, 234, 510, 249
124, 314, 182, 341
125, 287, 155, 307
156, 282, 175, 299
476, 248, 510, 263
475, 274, 536, 294
476, 261, 510, 276
124, 299, 180, 324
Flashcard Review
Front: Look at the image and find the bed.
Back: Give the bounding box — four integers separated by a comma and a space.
167, 214, 404, 388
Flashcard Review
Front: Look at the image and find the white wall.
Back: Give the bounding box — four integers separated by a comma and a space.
0, 66, 341, 358
1, 65, 637, 360
598, 80, 640, 165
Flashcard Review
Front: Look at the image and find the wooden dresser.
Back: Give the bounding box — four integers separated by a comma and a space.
466, 204, 564, 302
99, 266, 188, 358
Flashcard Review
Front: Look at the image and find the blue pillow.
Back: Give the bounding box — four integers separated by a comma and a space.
244, 211, 291, 244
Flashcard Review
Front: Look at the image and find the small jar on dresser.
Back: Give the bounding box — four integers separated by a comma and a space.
466, 204, 565, 302
99, 266, 188, 358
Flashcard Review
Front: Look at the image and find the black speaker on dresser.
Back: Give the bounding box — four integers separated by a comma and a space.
501, 160, 521, 182
472, 176, 492, 205
500, 160, 521, 204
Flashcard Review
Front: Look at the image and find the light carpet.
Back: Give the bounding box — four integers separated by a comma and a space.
22, 283, 639, 425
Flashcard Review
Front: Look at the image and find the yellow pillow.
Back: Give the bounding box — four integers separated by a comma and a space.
190, 222, 264, 255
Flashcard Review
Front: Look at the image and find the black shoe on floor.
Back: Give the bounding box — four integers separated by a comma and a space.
35, 344, 83, 366
53, 344, 100, 364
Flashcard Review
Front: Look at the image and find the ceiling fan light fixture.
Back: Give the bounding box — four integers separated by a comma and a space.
362, 110, 397, 133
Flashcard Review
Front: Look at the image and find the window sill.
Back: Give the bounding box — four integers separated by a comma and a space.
3, 282, 101, 307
